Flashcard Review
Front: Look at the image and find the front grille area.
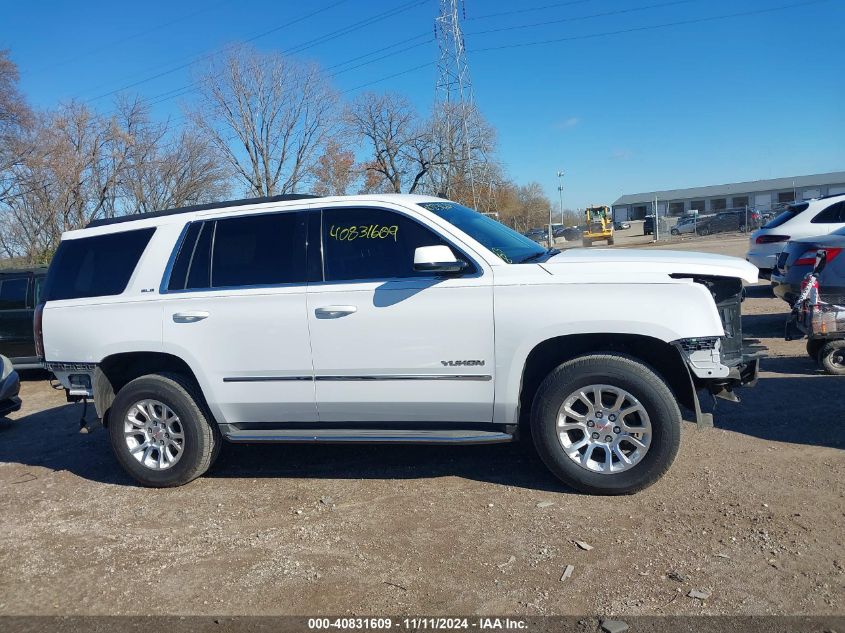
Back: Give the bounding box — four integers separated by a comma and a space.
674, 275, 744, 364
678, 337, 719, 352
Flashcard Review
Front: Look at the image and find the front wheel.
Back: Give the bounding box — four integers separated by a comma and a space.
698, 226, 711, 236
108, 373, 220, 487
530, 354, 681, 495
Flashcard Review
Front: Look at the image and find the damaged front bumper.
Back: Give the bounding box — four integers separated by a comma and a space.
673, 336, 765, 426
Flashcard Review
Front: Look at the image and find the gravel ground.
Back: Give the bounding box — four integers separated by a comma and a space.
0, 235, 842, 617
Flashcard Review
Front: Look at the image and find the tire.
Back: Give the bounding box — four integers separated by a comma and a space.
670, 229, 679, 236
806, 338, 824, 362
698, 227, 711, 236
819, 340, 845, 375
607, 237, 615, 246
108, 372, 220, 487
530, 353, 681, 495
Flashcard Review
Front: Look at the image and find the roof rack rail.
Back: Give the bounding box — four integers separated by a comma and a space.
86, 194, 321, 229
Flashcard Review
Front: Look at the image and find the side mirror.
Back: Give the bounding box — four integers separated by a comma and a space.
413, 245, 467, 274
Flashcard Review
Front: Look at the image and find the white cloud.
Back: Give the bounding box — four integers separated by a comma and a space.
555, 117, 580, 130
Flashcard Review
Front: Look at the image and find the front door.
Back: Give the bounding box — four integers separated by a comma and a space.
161, 210, 317, 425
306, 206, 495, 424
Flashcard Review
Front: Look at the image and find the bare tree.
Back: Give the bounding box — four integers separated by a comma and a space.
0, 50, 33, 201
116, 98, 230, 213
345, 92, 440, 194
309, 140, 357, 196
0, 97, 231, 262
427, 101, 498, 208
188, 46, 338, 197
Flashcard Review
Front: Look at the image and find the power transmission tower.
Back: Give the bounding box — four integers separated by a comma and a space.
434, 0, 479, 208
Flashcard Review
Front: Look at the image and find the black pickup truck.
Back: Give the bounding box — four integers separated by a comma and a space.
0, 267, 47, 369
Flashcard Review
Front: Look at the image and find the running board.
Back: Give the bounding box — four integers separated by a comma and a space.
223, 428, 514, 445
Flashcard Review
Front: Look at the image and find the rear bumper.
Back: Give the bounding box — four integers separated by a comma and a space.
746, 251, 778, 271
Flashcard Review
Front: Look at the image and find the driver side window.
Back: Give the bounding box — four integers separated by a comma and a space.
321, 208, 469, 282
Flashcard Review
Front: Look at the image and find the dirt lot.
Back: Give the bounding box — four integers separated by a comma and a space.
0, 235, 842, 618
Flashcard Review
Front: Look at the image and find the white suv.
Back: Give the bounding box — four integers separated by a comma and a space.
38, 194, 760, 493
747, 194, 845, 276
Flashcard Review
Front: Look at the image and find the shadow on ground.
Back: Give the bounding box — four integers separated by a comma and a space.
0, 401, 566, 491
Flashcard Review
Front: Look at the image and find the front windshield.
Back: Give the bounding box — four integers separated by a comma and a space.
419, 201, 549, 264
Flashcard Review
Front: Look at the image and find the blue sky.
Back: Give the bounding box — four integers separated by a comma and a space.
3, 0, 844, 208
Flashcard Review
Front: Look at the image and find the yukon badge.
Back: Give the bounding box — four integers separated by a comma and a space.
441, 360, 486, 367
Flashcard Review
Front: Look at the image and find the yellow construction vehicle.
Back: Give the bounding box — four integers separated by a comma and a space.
582, 205, 614, 247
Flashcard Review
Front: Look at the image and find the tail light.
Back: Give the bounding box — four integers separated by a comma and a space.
756, 234, 790, 244
795, 247, 843, 267
33, 303, 44, 359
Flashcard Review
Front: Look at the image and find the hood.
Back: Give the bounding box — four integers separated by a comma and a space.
541, 248, 758, 283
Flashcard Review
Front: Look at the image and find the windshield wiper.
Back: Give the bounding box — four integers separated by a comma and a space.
520, 248, 559, 264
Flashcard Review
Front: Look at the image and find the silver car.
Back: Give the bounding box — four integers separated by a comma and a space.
670, 216, 697, 236
771, 228, 845, 305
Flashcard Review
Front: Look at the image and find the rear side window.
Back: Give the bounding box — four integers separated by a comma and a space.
44, 228, 155, 301
763, 202, 809, 229
811, 201, 845, 224
0, 277, 28, 309
167, 212, 306, 290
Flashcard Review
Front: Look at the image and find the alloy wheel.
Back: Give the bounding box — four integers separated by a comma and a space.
556, 384, 651, 474
124, 399, 185, 470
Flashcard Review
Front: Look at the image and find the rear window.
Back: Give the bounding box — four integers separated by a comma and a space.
44, 228, 155, 301
763, 202, 809, 229
0, 277, 29, 309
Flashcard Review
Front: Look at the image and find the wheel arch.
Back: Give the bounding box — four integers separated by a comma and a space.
515, 333, 695, 435
94, 351, 210, 426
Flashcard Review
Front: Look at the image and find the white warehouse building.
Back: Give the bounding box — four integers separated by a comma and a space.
612, 171, 845, 221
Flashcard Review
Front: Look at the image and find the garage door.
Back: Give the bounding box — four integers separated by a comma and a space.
829, 186, 845, 196
754, 193, 772, 208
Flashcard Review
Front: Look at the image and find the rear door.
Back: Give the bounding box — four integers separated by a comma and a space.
306, 205, 495, 424
0, 274, 34, 360
160, 210, 317, 425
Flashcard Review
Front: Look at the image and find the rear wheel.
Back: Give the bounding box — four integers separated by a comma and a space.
108, 373, 220, 487
607, 237, 615, 246
530, 354, 681, 495
819, 340, 845, 375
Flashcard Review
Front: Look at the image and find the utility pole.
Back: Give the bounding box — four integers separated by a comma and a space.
653, 194, 659, 243
435, 0, 478, 209
557, 171, 565, 225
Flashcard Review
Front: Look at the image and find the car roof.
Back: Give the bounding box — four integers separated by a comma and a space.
65, 193, 449, 239
0, 266, 48, 275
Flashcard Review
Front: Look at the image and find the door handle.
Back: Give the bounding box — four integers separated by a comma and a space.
173, 311, 209, 323
315, 305, 357, 319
